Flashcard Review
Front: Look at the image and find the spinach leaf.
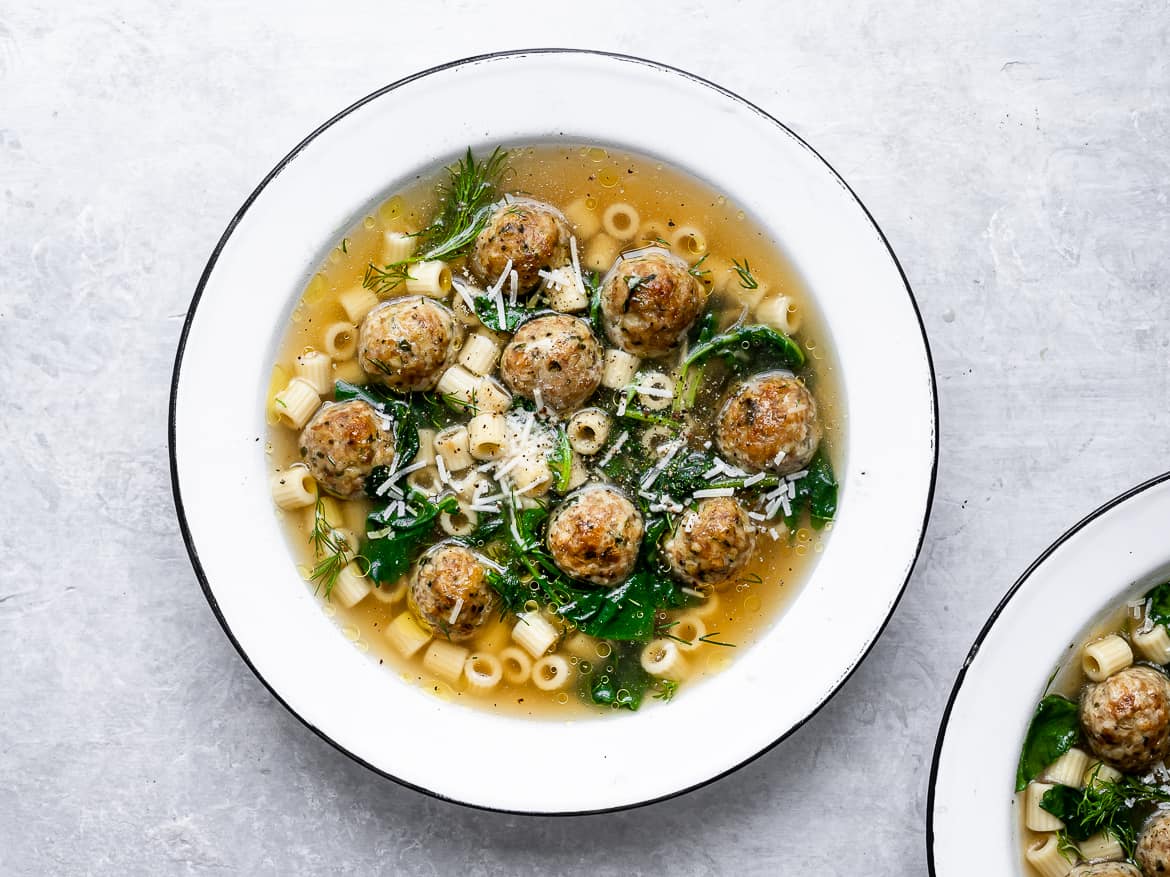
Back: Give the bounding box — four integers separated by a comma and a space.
1016, 694, 1080, 791
780, 449, 838, 531
682, 324, 805, 375
1145, 580, 1170, 629
587, 643, 652, 710
586, 270, 603, 332
360, 493, 458, 583
473, 295, 537, 332
554, 570, 683, 642
548, 426, 573, 493
1038, 785, 1093, 841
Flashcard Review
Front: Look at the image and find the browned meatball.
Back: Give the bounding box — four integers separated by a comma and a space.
409, 542, 496, 641
600, 247, 706, 357
298, 399, 396, 499
716, 371, 822, 475
358, 296, 463, 391
1137, 812, 1170, 876
470, 198, 571, 290
1072, 864, 1141, 877
546, 485, 643, 586
663, 497, 757, 587
1081, 665, 1170, 772
499, 314, 602, 412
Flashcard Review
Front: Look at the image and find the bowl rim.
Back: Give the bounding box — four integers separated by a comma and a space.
169, 47, 939, 815
926, 469, 1170, 872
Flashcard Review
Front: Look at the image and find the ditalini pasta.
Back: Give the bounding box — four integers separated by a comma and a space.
270, 466, 317, 510
272, 378, 320, 429
265, 143, 840, 717
322, 322, 358, 360
601, 202, 639, 240
1015, 579, 1170, 872
294, 351, 333, 395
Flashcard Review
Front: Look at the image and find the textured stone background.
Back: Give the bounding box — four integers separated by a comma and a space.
3, 1, 1169, 874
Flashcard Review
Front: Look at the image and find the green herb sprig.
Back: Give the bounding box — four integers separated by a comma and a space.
364, 148, 508, 294
308, 496, 352, 598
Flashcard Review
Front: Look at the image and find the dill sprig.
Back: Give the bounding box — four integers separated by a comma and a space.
308, 496, 351, 598
688, 254, 710, 279
1041, 770, 1170, 857
364, 147, 508, 295
698, 632, 737, 648
731, 258, 759, 290
654, 620, 692, 647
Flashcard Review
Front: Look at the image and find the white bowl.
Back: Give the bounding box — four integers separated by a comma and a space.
929, 472, 1170, 873
170, 50, 937, 813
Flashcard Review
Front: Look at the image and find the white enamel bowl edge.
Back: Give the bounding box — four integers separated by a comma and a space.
929, 472, 1170, 873
171, 50, 937, 813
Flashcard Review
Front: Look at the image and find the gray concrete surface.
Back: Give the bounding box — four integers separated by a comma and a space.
3, 1, 1169, 873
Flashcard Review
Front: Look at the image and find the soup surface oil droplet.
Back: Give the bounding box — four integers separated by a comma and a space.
795, 545, 809, 557
584, 196, 597, 210
598, 167, 619, 188
362, 215, 376, 230
342, 625, 360, 642
378, 195, 404, 222
736, 210, 745, 221
595, 642, 612, 658
264, 441, 273, 455
587, 147, 607, 162
744, 595, 762, 613
322, 603, 337, 618
555, 692, 569, 705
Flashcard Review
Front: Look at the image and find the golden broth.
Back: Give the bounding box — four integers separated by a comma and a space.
266, 143, 843, 718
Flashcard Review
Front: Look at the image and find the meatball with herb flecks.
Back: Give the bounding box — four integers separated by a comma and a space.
409, 542, 496, 641
1137, 811, 1170, 876
664, 497, 757, 587
600, 247, 706, 357
1080, 665, 1170, 772
546, 484, 643, 586
358, 296, 463, 391
299, 399, 396, 499
470, 198, 572, 290
716, 371, 822, 475
1071, 864, 1141, 877
499, 313, 602, 412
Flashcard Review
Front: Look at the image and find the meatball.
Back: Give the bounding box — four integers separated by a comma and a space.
716, 371, 822, 475
298, 399, 395, 499
409, 542, 496, 641
546, 485, 644, 586
663, 497, 757, 587
1081, 665, 1170, 772
1071, 865, 1141, 877
1137, 812, 1170, 876
600, 247, 706, 357
358, 296, 462, 391
470, 198, 571, 290
499, 314, 602, 412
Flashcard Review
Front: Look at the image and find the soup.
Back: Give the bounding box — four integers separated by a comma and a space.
1016, 580, 1170, 875
264, 144, 842, 716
